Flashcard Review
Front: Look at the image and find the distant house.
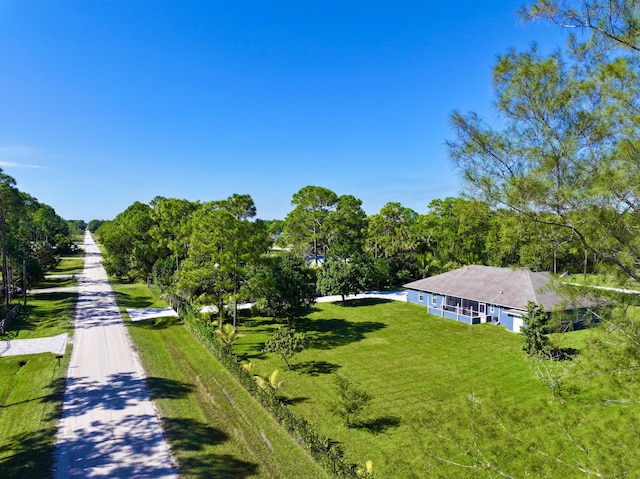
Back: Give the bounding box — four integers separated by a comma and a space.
404, 265, 596, 332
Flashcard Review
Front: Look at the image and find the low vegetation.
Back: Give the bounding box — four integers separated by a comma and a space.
112, 281, 328, 479
232, 299, 640, 478
0, 263, 78, 478
0, 353, 70, 479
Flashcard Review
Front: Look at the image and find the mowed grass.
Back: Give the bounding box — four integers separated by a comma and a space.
49, 251, 85, 276
5, 292, 76, 340
0, 258, 79, 478
112, 281, 328, 479
232, 299, 640, 477
0, 352, 70, 479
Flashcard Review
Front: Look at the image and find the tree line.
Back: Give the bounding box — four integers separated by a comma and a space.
0, 169, 82, 308
93, 186, 602, 323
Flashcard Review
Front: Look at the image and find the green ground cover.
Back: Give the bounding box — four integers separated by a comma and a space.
0, 263, 78, 478
0, 352, 70, 479
562, 273, 640, 290
112, 281, 328, 479
50, 252, 85, 276
6, 292, 76, 340
232, 299, 640, 478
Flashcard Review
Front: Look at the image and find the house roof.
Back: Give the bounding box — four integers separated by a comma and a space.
404, 265, 590, 312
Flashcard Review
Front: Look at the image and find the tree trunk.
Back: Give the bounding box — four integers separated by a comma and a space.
233, 299, 238, 333
1, 212, 8, 307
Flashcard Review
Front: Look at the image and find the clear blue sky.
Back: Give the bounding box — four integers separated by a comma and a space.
0, 1, 565, 222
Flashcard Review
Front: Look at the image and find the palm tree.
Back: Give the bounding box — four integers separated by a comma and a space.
254, 369, 287, 395
415, 251, 441, 278
215, 322, 243, 348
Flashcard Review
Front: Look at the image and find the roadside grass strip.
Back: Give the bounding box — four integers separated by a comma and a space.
113, 281, 328, 479
0, 352, 70, 479
7, 292, 76, 340
0, 267, 78, 478
49, 253, 85, 276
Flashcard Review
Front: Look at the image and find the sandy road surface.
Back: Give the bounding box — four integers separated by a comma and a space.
54, 232, 177, 478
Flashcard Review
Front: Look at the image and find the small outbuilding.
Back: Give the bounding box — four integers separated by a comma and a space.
404, 265, 595, 332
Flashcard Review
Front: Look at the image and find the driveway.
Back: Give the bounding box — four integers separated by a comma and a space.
54, 231, 177, 478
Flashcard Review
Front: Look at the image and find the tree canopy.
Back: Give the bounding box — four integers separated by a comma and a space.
448, 0, 640, 283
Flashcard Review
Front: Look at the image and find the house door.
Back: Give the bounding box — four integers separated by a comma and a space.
513, 317, 524, 333
479, 303, 486, 323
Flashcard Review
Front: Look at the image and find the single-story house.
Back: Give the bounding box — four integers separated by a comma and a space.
404, 265, 597, 332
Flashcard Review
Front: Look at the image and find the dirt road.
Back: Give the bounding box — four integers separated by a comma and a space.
54, 231, 177, 478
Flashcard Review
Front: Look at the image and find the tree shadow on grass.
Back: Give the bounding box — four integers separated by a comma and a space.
295, 360, 341, 376
297, 318, 386, 350
554, 347, 579, 360
112, 290, 156, 309
242, 317, 285, 329
130, 316, 182, 331
0, 308, 35, 338
1, 293, 76, 338
146, 377, 194, 400
359, 415, 402, 435
338, 298, 393, 307
279, 395, 309, 406
0, 428, 57, 479
161, 417, 259, 479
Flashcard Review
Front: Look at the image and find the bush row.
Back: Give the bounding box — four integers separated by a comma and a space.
182, 309, 370, 478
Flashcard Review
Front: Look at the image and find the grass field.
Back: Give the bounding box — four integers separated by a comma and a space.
0, 254, 80, 478
49, 252, 85, 276
232, 299, 640, 478
0, 352, 70, 479
112, 281, 328, 479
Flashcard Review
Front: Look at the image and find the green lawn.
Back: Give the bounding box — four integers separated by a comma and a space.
0, 265, 78, 478
232, 299, 640, 478
50, 251, 85, 276
562, 273, 640, 290
0, 352, 70, 479
112, 281, 328, 479
5, 292, 76, 340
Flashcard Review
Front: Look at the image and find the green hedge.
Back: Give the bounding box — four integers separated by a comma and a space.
182, 308, 369, 478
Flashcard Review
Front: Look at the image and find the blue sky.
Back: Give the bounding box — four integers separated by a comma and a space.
0, 1, 565, 222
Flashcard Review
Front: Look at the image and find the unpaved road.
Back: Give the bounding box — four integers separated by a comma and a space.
54, 232, 177, 478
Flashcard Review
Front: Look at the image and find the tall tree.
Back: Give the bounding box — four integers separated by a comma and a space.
521, 301, 552, 356
101, 202, 158, 281
420, 197, 492, 269
448, 6, 640, 282
521, 0, 640, 53
317, 256, 372, 303
365, 202, 418, 260
213, 193, 257, 220
251, 253, 316, 325
324, 194, 368, 260
283, 186, 338, 263
0, 171, 21, 306
149, 196, 199, 271
366, 202, 419, 283
178, 202, 269, 323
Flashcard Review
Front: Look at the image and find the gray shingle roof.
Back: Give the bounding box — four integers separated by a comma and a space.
404, 265, 583, 312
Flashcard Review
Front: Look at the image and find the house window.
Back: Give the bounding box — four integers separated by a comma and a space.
431, 295, 437, 305
418, 293, 424, 302
490, 305, 495, 313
